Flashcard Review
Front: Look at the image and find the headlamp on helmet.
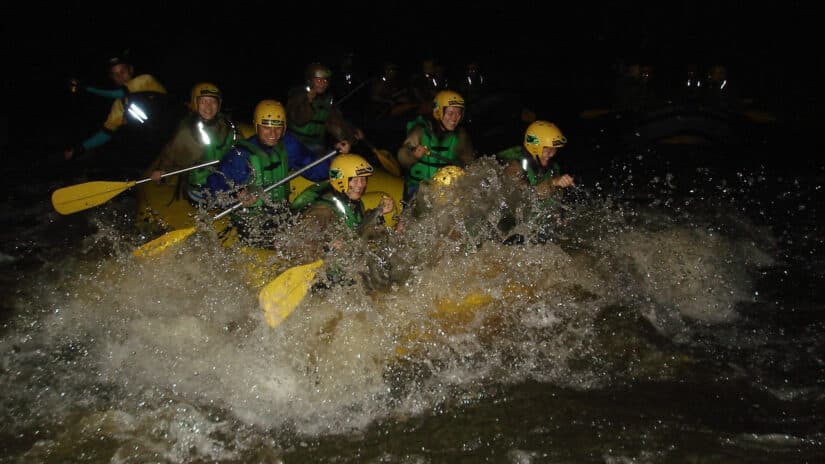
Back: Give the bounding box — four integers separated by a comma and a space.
305, 62, 332, 82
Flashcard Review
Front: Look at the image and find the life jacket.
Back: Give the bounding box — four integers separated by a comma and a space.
406, 116, 460, 187
317, 190, 365, 231
290, 180, 330, 212
288, 91, 333, 146
235, 138, 290, 209
188, 114, 237, 188
119, 75, 173, 131
496, 146, 558, 186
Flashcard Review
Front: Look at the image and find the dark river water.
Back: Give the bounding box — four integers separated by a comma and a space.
1, 99, 823, 463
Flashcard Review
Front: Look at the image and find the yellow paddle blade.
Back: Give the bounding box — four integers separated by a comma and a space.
432, 293, 494, 324
132, 227, 196, 258
52, 180, 137, 215
259, 259, 325, 328
395, 292, 494, 359
374, 149, 402, 177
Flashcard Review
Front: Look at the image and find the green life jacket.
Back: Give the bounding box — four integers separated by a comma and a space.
289, 93, 333, 146
406, 116, 460, 188
290, 180, 330, 212
496, 145, 559, 186
235, 138, 290, 210
188, 114, 237, 188
317, 190, 365, 230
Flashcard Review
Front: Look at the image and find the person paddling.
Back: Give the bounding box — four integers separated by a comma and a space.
148, 82, 238, 205
206, 99, 331, 244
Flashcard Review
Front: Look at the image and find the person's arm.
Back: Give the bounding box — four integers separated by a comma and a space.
359, 195, 397, 239
503, 161, 530, 189
326, 108, 362, 144
83, 85, 127, 99
150, 125, 192, 181
283, 132, 332, 182
550, 174, 575, 188
81, 129, 113, 151
64, 129, 113, 160
206, 150, 250, 194
286, 89, 314, 127
397, 126, 426, 169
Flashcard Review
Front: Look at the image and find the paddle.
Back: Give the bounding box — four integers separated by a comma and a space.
333, 76, 375, 108
259, 259, 325, 328
361, 138, 402, 177
423, 147, 460, 167
257, 203, 387, 328
51, 160, 220, 215
133, 148, 340, 258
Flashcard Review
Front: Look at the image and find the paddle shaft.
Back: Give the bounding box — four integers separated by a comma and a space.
333, 76, 374, 108
423, 147, 459, 167
52, 159, 223, 215
134, 159, 221, 186
357, 138, 402, 177
213, 148, 339, 220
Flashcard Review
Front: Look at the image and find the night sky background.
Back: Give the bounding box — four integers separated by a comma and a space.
3, 1, 824, 165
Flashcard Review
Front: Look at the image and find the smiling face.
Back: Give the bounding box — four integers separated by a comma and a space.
257, 124, 284, 147
196, 96, 220, 121
345, 176, 368, 201
440, 106, 464, 131
538, 146, 558, 168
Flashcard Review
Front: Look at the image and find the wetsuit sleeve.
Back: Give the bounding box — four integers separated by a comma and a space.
80, 129, 113, 151
83, 85, 127, 99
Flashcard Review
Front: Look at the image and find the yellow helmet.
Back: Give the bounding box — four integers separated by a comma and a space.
253, 99, 286, 127
523, 120, 567, 159
432, 90, 465, 121
329, 154, 374, 193
305, 62, 332, 82
432, 165, 465, 187
190, 82, 222, 111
